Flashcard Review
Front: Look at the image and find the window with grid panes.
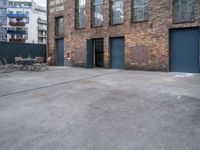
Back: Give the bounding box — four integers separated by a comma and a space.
55, 17, 64, 36
75, 0, 86, 29
92, 0, 103, 27
173, 0, 196, 23
110, 0, 124, 25
133, 0, 148, 22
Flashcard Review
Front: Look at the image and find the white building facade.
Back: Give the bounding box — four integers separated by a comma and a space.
0, 0, 7, 41
7, 0, 47, 44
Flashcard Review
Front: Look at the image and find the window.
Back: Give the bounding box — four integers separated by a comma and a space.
25, 11, 29, 16
173, 0, 196, 23
50, 1, 55, 6
55, 17, 64, 36
16, 11, 23, 14
16, 2, 22, 7
9, 2, 13, 6
56, 5, 64, 12
92, 0, 103, 27
75, 0, 86, 29
56, 0, 64, 5
0, 10, 6, 17
133, 0, 148, 22
24, 2, 31, 7
9, 11, 13, 14
110, 0, 124, 25
0, 0, 6, 6
50, 8, 55, 13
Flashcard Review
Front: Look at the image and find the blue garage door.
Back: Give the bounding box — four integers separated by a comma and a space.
56, 38, 64, 66
170, 28, 199, 73
110, 37, 124, 69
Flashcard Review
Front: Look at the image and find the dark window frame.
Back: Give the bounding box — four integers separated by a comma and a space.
132, 0, 149, 23
55, 16, 64, 37
173, 0, 196, 23
75, 0, 87, 29
109, 0, 124, 26
91, 0, 104, 28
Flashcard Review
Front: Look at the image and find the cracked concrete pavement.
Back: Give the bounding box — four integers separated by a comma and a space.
0, 67, 200, 150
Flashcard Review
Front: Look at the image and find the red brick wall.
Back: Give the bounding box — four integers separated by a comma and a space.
48, 0, 200, 71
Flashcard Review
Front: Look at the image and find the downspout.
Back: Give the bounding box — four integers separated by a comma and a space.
46, 0, 49, 61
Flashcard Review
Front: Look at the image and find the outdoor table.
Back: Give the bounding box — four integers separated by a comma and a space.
21, 58, 36, 71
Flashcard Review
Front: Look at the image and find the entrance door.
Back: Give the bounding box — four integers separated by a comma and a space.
56, 38, 64, 66
94, 39, 104, 67
170, 28, 199, 73
110, 37, 124, 69
86, 39, 104, 68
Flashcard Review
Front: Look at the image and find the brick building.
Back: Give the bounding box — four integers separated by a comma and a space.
48, 0, 200, 73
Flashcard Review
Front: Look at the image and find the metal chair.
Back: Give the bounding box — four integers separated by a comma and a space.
30, 57, 51, 71
42, 57, 51, 70
14, 57, 23, 70
0, 60, 6, 70
35, 57, 44, 64
15, 57, 23, 65
0, 58, 14, 73
31, 57, 44, 71
3, 57, 19, 71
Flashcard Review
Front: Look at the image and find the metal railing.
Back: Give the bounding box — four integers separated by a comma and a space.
9, 38, 26, 43
9, 22, 26, 26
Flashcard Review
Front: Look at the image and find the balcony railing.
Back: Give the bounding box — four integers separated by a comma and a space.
7, 13, 29, 18
37, 18, 47, 24
37, 20, 47, 24
38, 34, 47, 37
9, 6, 32, 9
38, 27, 47, 31
9, 22, 26, 26
9, 38, 26, 43
37, 41, 46, 44
7, 29, 28, 34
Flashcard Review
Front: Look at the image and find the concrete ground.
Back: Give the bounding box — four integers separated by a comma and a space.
0, 67, 200, 150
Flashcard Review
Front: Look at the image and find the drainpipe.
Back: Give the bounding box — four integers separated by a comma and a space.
46, 0, 49, 61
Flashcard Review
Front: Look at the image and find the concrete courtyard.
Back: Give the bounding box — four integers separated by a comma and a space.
0, 67, 200, 150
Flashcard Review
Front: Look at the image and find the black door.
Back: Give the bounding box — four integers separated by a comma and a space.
110, 37, 124, 69
94, 39, 104, 67
87, 39, 104, 68
170, 28, 199, 73
56, 38, 64, 66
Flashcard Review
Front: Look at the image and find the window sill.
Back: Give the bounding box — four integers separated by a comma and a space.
55, 35, 64, 39
132, 20, 149, 23
173, 20, 196, 24
91, 25, 103, 28
75, 27, 86, 30
110, 23, 124, 26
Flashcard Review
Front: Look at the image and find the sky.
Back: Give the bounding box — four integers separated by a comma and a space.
33, 0, 47, 7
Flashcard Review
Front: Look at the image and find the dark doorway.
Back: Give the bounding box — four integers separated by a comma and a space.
94, 39, 104, 67
86, 38, 104, 68
56, 38, 64, 66
170, 27, 199, 73
110, 37, 124, 69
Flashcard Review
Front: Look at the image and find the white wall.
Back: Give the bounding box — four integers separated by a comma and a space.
7, 0, 47, 44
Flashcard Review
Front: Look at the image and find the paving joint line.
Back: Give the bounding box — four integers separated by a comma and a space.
0, 70, 122, 98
